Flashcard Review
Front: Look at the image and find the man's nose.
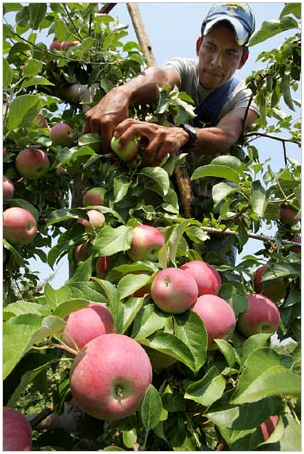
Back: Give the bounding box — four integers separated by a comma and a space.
211, 52, 223, 67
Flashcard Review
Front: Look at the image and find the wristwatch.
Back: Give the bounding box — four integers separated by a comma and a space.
179, 123, 197, 150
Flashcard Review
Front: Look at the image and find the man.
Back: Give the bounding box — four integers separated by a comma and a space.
83, 2, 259, 169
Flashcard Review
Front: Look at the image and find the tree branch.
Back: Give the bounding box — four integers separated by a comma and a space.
244, 130, 301, 147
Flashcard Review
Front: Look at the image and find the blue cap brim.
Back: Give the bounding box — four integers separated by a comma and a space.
204, 16, 249, 45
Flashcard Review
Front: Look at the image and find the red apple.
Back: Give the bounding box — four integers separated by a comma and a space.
96, 256, 110, 278
63, 303, 114, 350
3, 207, 37, 246
279, 207, 299, 226
128, 224, 165, 262
253, 264, 286, 302
181, 260, 221, 296
83, 187, 106, 206
3, 406, 32, 451
50, 39, 62, 50
110, 135, 140, 162
74, 242, 90, 261
151, 267, 198, 314
192, 294, 236, 350
69, 333, 153, 420
78, 209, 105, 232
260, 415, 279, 441
237, 294, 280, 337
16, 147, 50, 180
3, 175, 15, 200
291, 236, 301, 253
50, 123, 74, 147
61, 40, 81, 50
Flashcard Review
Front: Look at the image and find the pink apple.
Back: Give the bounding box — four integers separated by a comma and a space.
3, 175, 15, 200
50, 39, 62, 50
192, 294, 236, 350
16, 147, 50, 180
128, 224, 165, 262
253, 264, 286, 302
78, 209, 105, 232
96, 256, 110, 278
110, 135, 140, 162
83, 187, 106, 206
151, 267, 198, 314
291, 236, 301, 253
3, 406, 32, 451
237, 294, 280, 337
69, 333, 152, 420
61, 40, 81, 50
260, 415, 279, 442
63, 303, 114, 350
50, 123, 74, 147
3, 207, 37, 245
74, 242, 90, 261
279, 207, 299, 226
180, 260, 222, 296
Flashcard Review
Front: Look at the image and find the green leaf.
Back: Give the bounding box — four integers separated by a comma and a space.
93, 225, 133, 257
249, 17, 299, 46
3, 301, 50, 321
52, 299, 90, 319
139, 167, 170, 196
191, 164, 241, 183
251, 180, 267, 217
44, 283, 72, 310
212, 181, 238, 206
21, 76, 55, 88
117, 273, 151, 299
282, 73, 294, 110
6, 94, 42, 130
92, 277, 124, 333
159, 219, 190, 268
29, 3, 47, 29
3, 58, 13, 89
174, 311, 208, 373
23, 58, 43, 77
231, 365, 300, 404
3, 315, 65, 379
185, 366, 226, 406
121, 297, 144, 334
132, 304, 168, 340
214, 339, 236, 368
140, 385, 163, 431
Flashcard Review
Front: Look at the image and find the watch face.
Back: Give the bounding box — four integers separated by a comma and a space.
181, 124, 197, 149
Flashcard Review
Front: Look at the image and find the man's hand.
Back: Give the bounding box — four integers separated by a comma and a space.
82, 87, 130, 153
113, 119, 189, 166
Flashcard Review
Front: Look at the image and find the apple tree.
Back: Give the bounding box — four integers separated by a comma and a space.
3, 3, 301, 451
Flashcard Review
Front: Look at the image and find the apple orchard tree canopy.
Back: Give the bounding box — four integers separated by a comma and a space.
2, 3, 301, 451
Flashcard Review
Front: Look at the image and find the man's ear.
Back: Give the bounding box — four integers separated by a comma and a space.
196, 36, 203, 55
238, 48, 249, 68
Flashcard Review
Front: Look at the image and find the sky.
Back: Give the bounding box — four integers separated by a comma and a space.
14, 1, 300, 288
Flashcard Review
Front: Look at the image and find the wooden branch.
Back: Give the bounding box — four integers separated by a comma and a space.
126, 3, 157, 67
245, 130, 301, 147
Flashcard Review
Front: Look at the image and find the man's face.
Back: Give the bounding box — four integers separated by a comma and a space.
197, 22, 246, 90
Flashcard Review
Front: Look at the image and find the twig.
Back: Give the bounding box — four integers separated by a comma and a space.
244, 130, 301, 147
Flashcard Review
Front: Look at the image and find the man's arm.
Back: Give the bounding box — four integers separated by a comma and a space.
82, 66, 180, 151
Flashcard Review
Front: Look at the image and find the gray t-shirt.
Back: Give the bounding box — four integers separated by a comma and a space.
163, 57, 260, 122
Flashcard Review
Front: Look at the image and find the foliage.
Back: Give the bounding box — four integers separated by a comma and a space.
3, 3, 301, 451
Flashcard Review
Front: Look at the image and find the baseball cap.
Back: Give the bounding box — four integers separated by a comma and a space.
201, 3, 255, 46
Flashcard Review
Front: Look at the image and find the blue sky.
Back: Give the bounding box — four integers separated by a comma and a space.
15, 2, 300, 287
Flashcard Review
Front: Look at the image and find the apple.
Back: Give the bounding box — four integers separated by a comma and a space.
61, 40, 81, 50
96, 256, 110, 278
110, 135, 140, 162
74, 242, 90, 261
237, 294, 280, 337
63, 303, 114, 350
78, 209, 105, 232
83, 187, 106, 206
151, 267, 198, 314
3, 207, 37, 246
260, 415, 279, 442
3, 175, 15, 200
128, 224, 165, 262
50, 123, 74, 147
69, 333, 153, 420
15, 147, 50, 180
191, 294, 236, 350
253, 264, 286, 302
291, 236, 301, 253
50, 39, 62, 50
279, 207, 299, 226
180, 260, 222, 296
3, 406, 32, 451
